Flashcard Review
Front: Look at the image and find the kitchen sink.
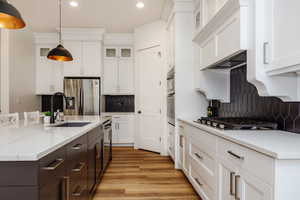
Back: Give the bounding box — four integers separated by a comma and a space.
53, 122, 91, 127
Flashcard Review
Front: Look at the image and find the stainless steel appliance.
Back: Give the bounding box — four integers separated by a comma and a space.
64, 78, 101, 115
195, 117, 278, 130
167, 69, 175, 126
103, 119, 112, 170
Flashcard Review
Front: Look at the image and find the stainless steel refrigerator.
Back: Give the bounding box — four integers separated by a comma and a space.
64, 78, 101, 115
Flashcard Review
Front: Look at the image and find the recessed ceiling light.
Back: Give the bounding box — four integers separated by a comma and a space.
69, 1, 79, 7
136, 1, 145, 9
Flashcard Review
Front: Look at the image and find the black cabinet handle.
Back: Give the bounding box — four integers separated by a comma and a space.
42, 158, 64, 171
194, 153, 203, 160
194, 178, 203, 186
138, 111, 142, 114
227, 151, 244, 160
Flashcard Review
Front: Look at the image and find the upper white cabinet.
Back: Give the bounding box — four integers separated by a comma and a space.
193, 0, 248, 70
62, 28, 105, 78
103, 47, 134, 95
247, 0, 300, 101
34, 34, 64, 95
63, 41, 102, 77
102, 34, 135, 95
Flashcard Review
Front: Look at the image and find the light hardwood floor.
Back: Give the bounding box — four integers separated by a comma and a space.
94, 147, 201, 200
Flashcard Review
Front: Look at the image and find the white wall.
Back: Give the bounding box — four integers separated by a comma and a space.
8, 28, 40, 117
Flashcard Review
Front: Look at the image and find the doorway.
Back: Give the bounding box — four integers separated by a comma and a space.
135, 45, 164, 153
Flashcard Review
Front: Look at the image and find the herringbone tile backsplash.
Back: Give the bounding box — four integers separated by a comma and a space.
216, 66, 300, 133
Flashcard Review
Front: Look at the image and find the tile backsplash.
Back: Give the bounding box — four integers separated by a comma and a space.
216, 66, 300, 134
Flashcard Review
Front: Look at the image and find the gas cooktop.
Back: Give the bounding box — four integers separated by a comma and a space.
195, 117, 278, 130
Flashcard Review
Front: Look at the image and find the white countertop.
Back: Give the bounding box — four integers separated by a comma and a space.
0, 116, 111, 161
101, 112, 135, 116
179, 118, 300, 160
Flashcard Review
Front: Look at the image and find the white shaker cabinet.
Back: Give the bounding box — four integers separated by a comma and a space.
35, 44, 63, 95
63, 41, 82, 77
112, 115, 134, 145
103, 47, 134, 95
63, 41, 102, 77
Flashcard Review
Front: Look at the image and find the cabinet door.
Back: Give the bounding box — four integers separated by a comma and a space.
82, 41, 102, 77
263, 0, 300, 73
239, 171, 272, 200
103, 59, 118, 94
218, 159, 237, 200
118, 59, 134, 94
63, 41, 82, 77
117, 120, 133, 144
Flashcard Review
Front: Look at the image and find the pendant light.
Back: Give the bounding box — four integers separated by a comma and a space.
0, 0, 25, 29
47, 0, 73, 62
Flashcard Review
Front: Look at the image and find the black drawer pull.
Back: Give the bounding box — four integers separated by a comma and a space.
72, 162, 85, 172
227, 151, 244, 160
42, 159, 64, 171
194, 153, 203, 160
194, 178, 203, 186
72, 186, 83, 197
72, 144, 82, 150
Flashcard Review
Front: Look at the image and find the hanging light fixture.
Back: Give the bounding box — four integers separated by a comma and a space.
47, 0, 73, 62
0, 0, 26, 29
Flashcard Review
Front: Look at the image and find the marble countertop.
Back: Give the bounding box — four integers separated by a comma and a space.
0, 116, 111, 161
101, 112, 135, 116
179, 118, 300, 160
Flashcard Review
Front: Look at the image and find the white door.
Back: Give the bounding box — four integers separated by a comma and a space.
240, 171, 272, 200
63, 41, 82, 77
118, 59, 134, 94
82, 41, 102, 77
103, 59, 118, 94
136, 46, 163, 153
218, 159, 238, 200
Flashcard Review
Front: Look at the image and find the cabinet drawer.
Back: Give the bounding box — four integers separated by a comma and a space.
187, 125, 217, 154
87, 126, 102, 144
217, 138, 274, 185
39, 147, 67, 187
70, 184, 88, 200
190, 165, 215, 200
67, 135, 88, 165
69, 161, 88, 184
190, 142, 216, 188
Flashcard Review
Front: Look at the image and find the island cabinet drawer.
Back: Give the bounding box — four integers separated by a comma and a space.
39, 146, 67, 187
87, 125, 102, 144
70, 179, 88, 200
190, 165, 215, 200
0, 162, 38, 186
186, 124, 217, 153
67, 135, 88, 164
217, 138, 275, 185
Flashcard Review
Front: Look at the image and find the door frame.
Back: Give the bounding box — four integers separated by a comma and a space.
0, 29, 10, 114
134, 45, 167, 155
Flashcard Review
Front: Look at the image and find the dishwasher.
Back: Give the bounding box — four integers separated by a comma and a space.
103, 119, 112, 171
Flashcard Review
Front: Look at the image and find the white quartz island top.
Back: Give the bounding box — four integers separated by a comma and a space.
0, 116, 111, 161
179, 118, 300, 160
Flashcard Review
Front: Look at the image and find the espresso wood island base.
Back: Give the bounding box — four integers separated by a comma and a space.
0, 116, 112, 200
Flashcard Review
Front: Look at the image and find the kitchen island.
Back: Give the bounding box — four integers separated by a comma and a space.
0, 115, 112, 200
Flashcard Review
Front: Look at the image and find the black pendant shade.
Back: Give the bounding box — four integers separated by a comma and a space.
47, 0, 73, 62
47, 44, 73, 62
0, 0, 25, 29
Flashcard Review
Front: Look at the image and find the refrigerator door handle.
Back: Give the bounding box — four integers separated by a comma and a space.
81, 85, 84, 115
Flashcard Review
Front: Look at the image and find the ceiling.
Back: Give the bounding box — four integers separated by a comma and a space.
10, 0, 167, 33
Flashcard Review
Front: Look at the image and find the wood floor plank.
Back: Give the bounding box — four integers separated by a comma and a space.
94, 147, 201, 200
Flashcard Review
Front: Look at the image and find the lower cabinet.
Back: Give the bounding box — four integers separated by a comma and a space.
0, 125, 107, 200
112, 115, 134, 145
179, 121, 274, 200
